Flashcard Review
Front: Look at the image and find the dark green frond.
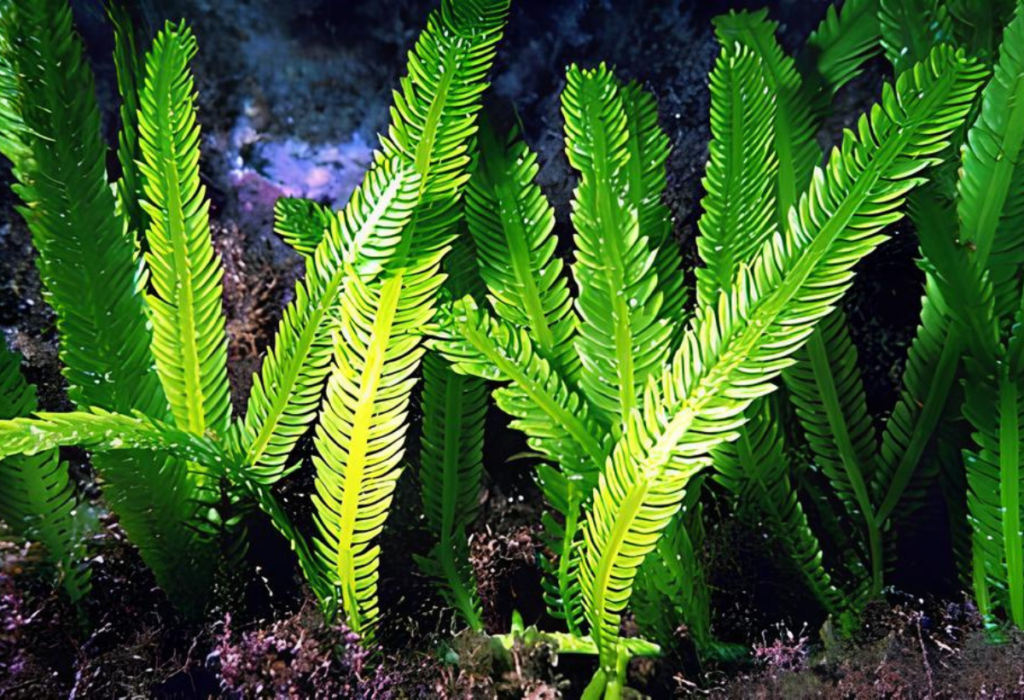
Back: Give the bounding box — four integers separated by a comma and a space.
783, 310, 878, 543
957, 3, 1024, 326
963, 356, 1024, 626
880, 0, 952, 74
802, 0, 881, 97
415, 350, 487, 631
108, 1, 148, 238
0, 342, 91, 602
415, 234, 488, 631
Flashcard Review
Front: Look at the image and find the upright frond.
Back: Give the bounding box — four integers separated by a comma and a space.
963, 356, 1024, 627
957, 3, 1024, 325
415, 235, 488, 631
620, 81, 688, 334
696, 43, 778, 307
713, 10, 820, 223
802, 0, 882, 97
563, 64, 672, 430
0, 0, 165, 418
138, 22, 230, 436
108, 1, 148, 238
305, 0, 508, 639
467, 116, 578, 377
311, 248, 446, 641
0, 0, 213, 613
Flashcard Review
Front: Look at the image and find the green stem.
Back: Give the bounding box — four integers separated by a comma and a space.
999, 375, 1023, 627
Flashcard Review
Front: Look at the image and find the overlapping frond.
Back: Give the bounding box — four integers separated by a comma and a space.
718, 396, 848, 613
0, 408, 232, 467
947, 0, 1016, 63
415, 350, 487, 630
563, 64, 672, 429
632, 479, 713, 652
713, 10, 819, 222
243, 160, 420, 483
578, 47, 984, 671
437, 298, 600, 630
415, 235, 488, 631
305, 0, 508, 638
696, 43, 778, 308
139, 23, 231, 437
467, 116, 578, 377
963, 353, 1024, 626
108, 1, 147, 239
784, 310, 878, 533
274, 197, 332, 258
0, 0, 215, 614
438, 297, 607, 479
0, 343, 91, 602
0, 0, 165, 418
699, 31, 852, 612
311, 248, 446, 641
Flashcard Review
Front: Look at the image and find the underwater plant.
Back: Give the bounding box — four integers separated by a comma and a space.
1, 0, 1024, 696
0, 0, 509, 641
434, 42, 984, 698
